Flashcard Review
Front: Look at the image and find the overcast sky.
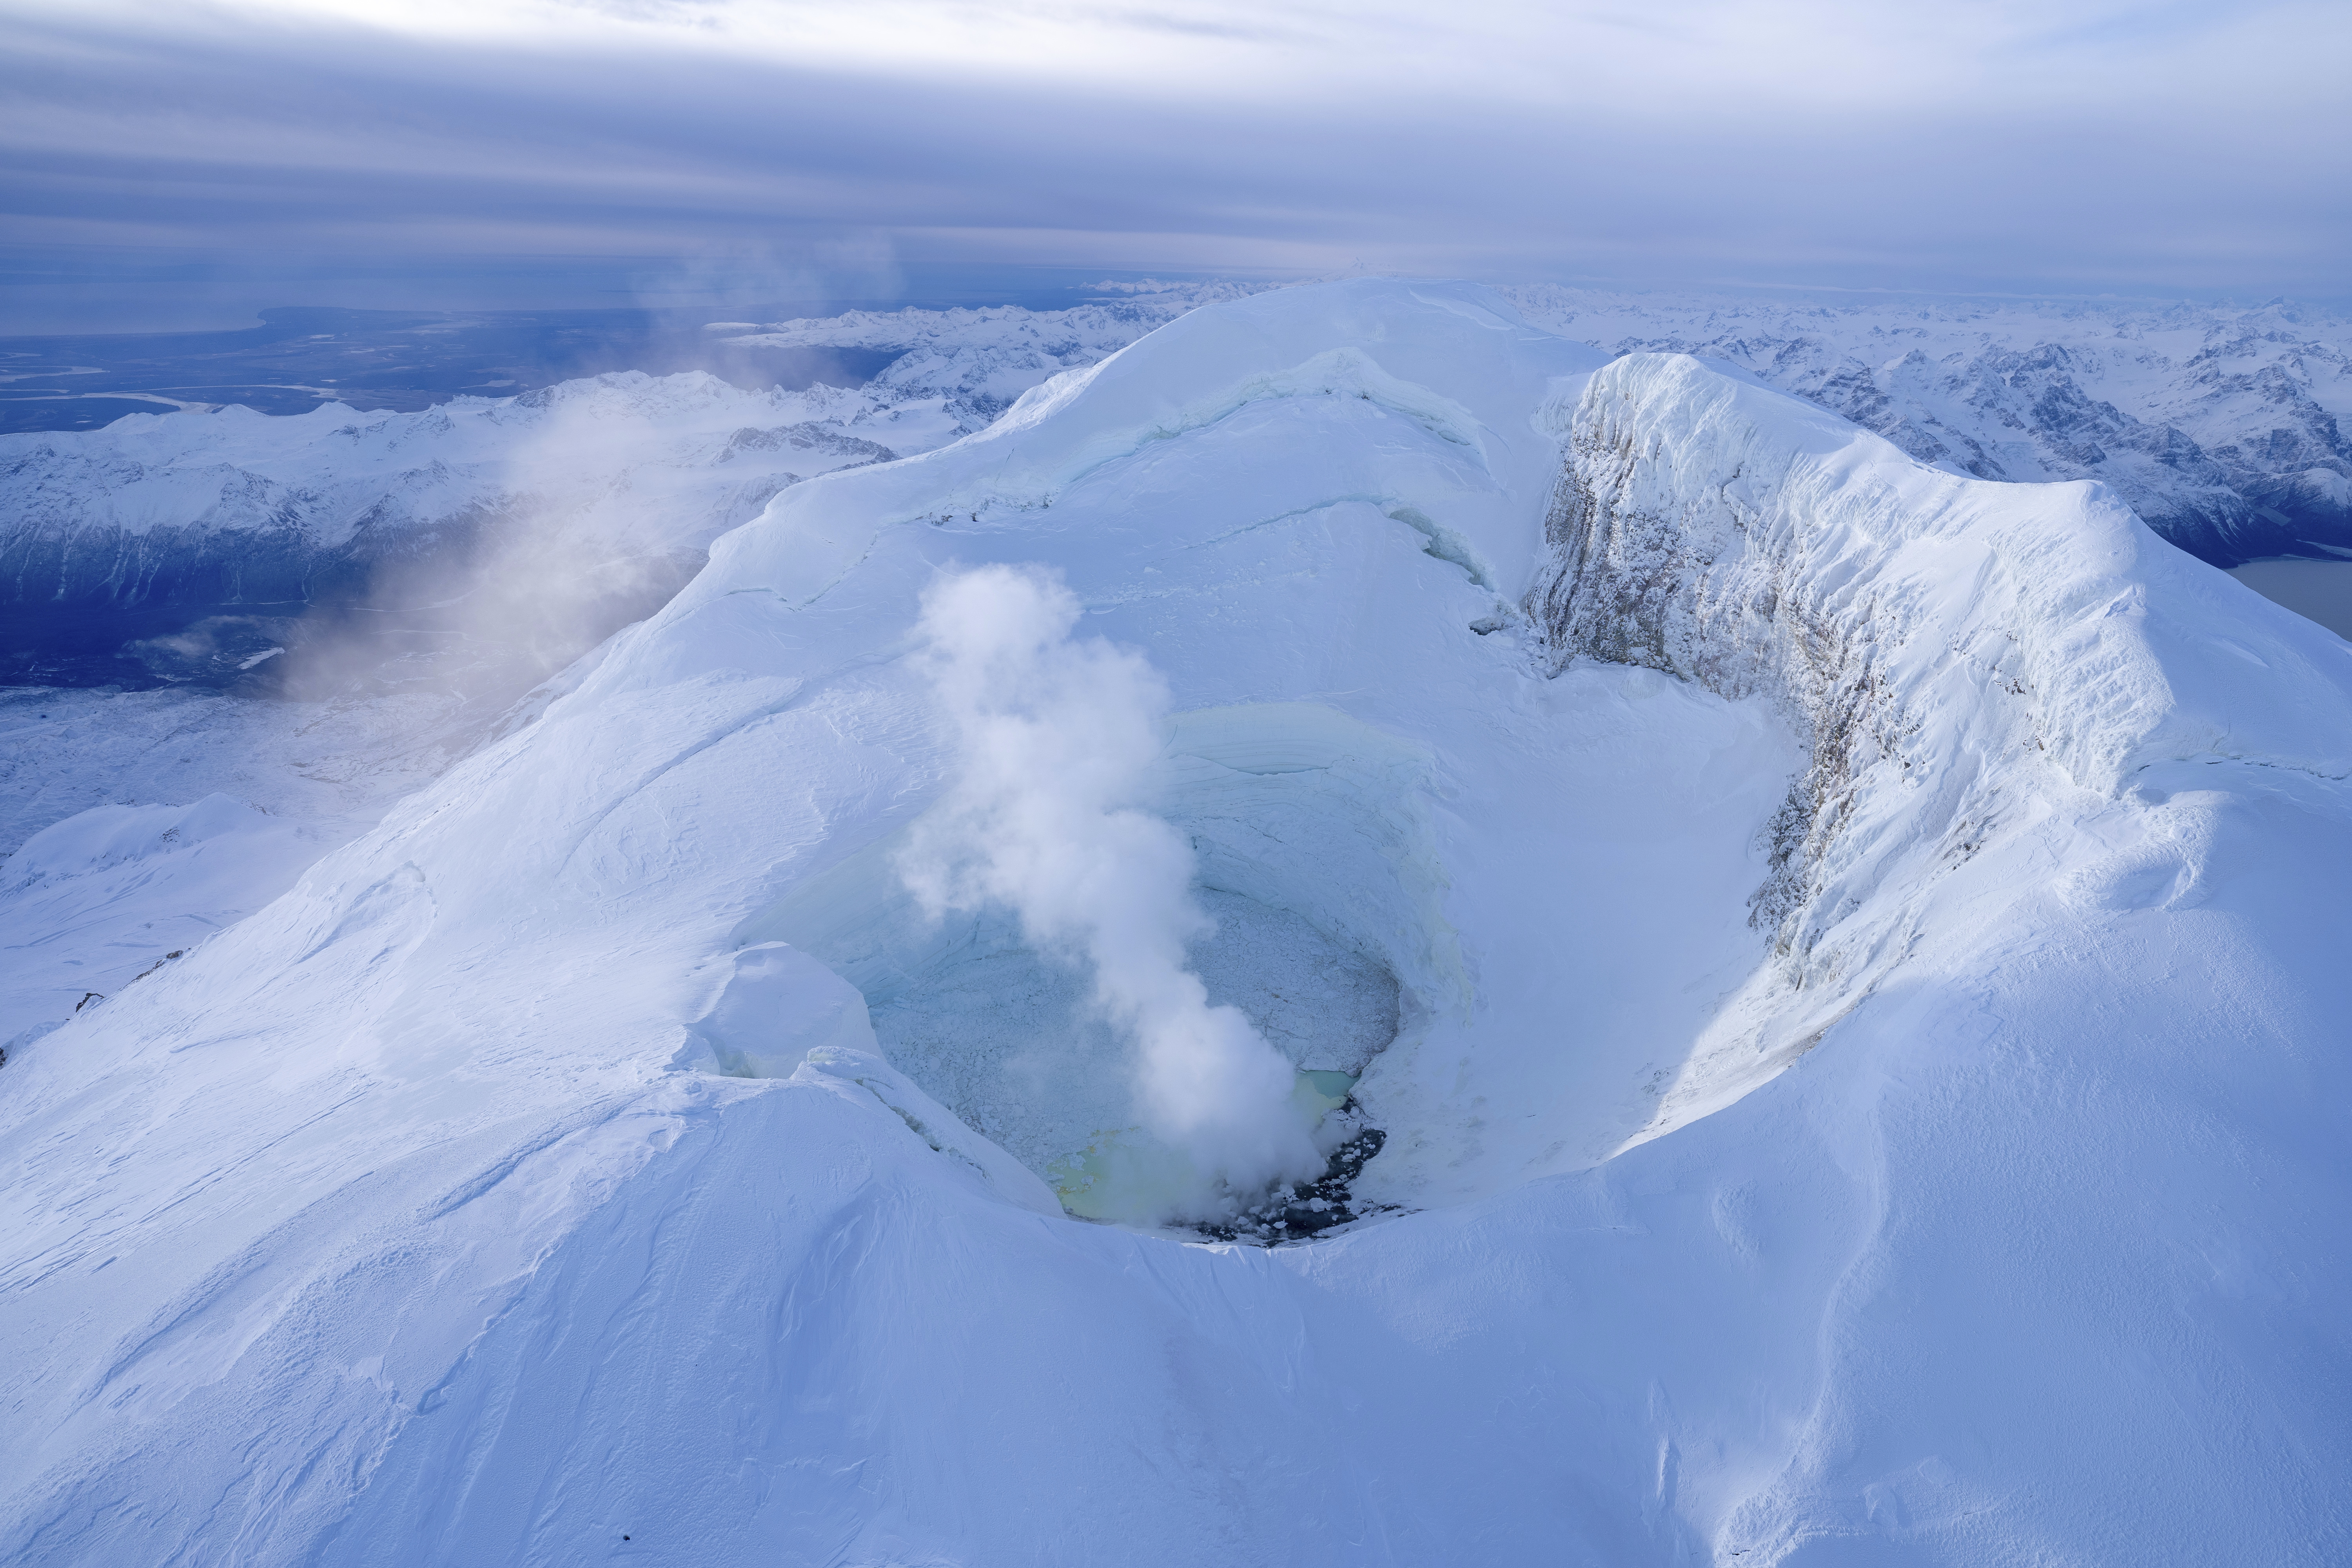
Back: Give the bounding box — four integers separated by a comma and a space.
4, 0, 2347, 328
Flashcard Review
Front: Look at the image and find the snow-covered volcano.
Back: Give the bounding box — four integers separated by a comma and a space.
2, 281, 2347, 1564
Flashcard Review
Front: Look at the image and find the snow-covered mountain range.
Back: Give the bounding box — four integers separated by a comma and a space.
0, 288, 1274, 694
714, 281, 2352, 568
1499, 286, 2352, 566
0, 373, 918, 688
2, 279, 2346, 1564
7, 282, 2344, 689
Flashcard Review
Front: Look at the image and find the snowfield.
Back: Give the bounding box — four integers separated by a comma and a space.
2, 280, 2348, 1564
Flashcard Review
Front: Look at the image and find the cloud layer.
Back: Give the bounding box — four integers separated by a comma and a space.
4, 0, 2348, 325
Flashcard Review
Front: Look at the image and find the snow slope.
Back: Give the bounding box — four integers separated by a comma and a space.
1, 280, 2347, 1565
0, 683, 456, 1059
712, 282, 1272, 434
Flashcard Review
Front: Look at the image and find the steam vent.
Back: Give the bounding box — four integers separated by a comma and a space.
8, 282, 2350, 1566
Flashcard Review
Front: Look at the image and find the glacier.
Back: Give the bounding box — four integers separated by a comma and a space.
2, 279, 2348, 1564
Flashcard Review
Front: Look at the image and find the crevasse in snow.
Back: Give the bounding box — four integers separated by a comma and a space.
1, 280, 2347, 1566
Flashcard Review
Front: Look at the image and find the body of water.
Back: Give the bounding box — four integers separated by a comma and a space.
2228, 557, 2352, 642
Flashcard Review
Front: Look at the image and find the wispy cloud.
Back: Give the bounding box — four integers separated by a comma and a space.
2, 0, 2345, 323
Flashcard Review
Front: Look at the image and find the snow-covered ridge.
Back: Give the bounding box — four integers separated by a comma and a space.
2, 282, 2347, 1564
1529, 350, 2352, 1132
712, 282, 1274, 432
1502, 285, 2352, 565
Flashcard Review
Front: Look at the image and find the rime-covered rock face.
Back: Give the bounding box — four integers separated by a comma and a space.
1524, 350, 2352, 1135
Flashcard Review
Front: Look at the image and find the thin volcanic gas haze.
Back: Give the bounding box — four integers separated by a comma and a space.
895, 564, 1325, 1220
270, 386, 722, 718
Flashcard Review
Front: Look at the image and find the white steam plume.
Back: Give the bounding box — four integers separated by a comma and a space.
898, 564, 1322, 1211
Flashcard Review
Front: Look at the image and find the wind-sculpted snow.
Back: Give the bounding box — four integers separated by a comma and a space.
2, 282, 2348, 1566
0, 683, 461, 1059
